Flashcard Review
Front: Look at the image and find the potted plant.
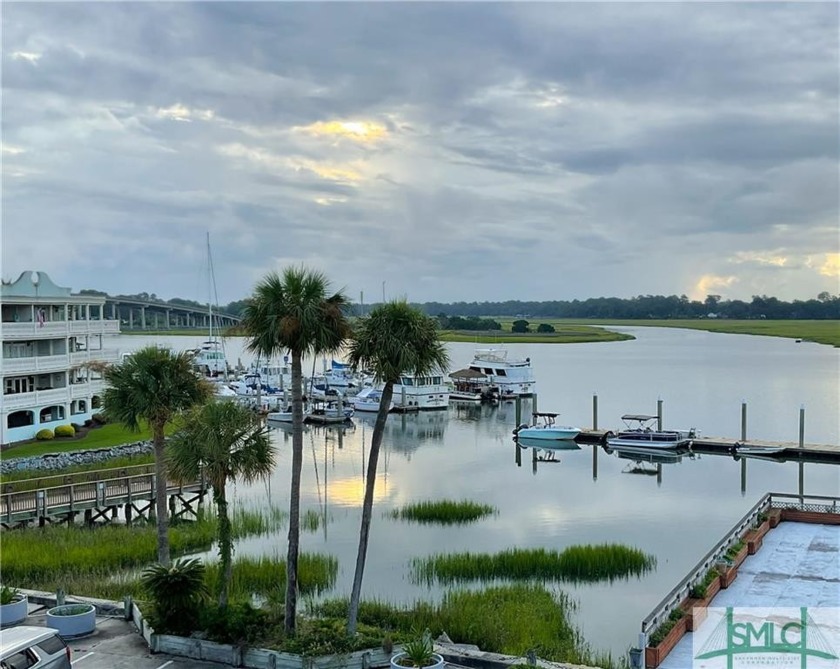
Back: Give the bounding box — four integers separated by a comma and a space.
391, 629, 445, 669
645, 609, 687, 668
46, 603, 96, 638
0, 585, 28, 628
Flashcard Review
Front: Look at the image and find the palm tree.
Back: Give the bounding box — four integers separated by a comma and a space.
345, 300, 449, 635
167, 400, 275, 609
240, 267, 350, 635
102, 346, 211, 566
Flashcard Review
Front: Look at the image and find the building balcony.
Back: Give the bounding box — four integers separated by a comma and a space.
1, 320, 120, 340
1, 387, 71, 411
1, 349, 120, 375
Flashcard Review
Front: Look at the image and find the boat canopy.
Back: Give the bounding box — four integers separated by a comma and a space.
449, 368, 488, 380
621, 414, 658, 422
533, 412, 559, 418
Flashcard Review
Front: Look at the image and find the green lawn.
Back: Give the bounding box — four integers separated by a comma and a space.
440, 324, 633, 344
0, 421, 178, 460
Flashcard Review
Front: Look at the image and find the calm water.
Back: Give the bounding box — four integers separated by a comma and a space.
117, 329, 840, 657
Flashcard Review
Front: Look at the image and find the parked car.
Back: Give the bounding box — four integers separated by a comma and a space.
0, 626, 71, 668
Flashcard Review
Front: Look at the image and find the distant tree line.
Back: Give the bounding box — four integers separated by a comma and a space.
78, 289, 840, 321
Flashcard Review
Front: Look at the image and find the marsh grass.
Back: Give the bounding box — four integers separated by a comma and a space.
204, 553, 338, 601
410, 545, 655, 586
302, 509, 323, 532
389, 500, 497, 525
0, 505, 287, 596
311, 584, 620, 668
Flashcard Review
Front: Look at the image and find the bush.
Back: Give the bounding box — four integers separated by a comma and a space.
91, 413, 107, 425
55, 425, 76, 438
140, 558, 209, 635
35, 429, 55, 441
200, 602, 270, 644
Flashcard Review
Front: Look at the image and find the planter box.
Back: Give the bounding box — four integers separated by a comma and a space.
682, 600, 707, 631
391, 652, 445, 669
645, 616, 688, 668
768, 508, 782, 528
745, 521, 769, 554
0, 595, 28, 628
732, 544, 748, 569
719, 566, 737, 589
46, 603, 96, 638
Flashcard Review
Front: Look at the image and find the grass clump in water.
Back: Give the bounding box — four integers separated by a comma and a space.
204, 553, 338, 601
411, 544, 655, 585
389, 499, 497, 525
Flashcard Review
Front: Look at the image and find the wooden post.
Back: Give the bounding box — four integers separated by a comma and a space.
532, 393, 538, 419
740, 458, 747, 496
592, 444, 598, 480
740, 400, 747, 441
515, 395, 522, 427
592, 393, 598, 430
798, 404, 805, 500
657, 398, 663, 431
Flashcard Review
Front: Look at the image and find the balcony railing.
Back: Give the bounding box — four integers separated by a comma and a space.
1, 388, 71, 411
1, 355, 68, 374
1, 320, 119, 339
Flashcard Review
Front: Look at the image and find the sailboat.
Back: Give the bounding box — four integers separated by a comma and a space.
188, 233, 229, 380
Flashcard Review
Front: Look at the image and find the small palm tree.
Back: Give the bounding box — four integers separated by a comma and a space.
140, 557, 209, 635
345, 300, 449, 635
168, 401, 275, 609
240, 267, 350, 635
102, 346, 212, 565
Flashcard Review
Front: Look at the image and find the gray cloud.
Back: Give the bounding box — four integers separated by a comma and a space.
2, 2, 837, 304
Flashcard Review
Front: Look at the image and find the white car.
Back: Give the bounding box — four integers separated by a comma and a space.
1, 626, 71, 669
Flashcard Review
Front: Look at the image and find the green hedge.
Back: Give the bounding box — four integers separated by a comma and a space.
35, 429, 55, 441
54, 425, 76, 438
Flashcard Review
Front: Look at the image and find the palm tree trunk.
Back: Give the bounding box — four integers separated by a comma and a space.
285, 351, 304, 635
347, 381, 394, 635
153, 422, 171, 566
216, 485, 232, 609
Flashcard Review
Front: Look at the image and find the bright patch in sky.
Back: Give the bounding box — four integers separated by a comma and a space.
693, 275, 739, 300
819, 253, 840, 278
731, 252, 788, 268
298, 120, 388, 143
11, 51, 41, 64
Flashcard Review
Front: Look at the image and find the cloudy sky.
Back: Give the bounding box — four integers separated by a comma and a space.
2, 2, 838, 305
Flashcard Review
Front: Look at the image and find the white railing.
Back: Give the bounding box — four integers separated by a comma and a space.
70, 349, 120, 367
1, 320, 120, 339
1, 387, 72, 411
1, 355, 68, 374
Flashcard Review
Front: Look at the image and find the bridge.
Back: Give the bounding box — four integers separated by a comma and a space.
1, 464, 208, 528
103, 297, 242, 331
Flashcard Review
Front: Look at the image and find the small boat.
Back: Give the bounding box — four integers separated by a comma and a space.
447, 368, 500, 402
606, 415, 695, 450
513, 413, 581, 441
731, 443, 788, 461
517, 436, 581, 451
352, 386, 393, 413
305, 401, 354, 425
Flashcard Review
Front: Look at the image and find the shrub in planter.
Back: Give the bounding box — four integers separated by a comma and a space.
55, 424, 76, 438
140, 558, 209, 636
391, 629, 444, 669
36, 428, 55, 440
0, 585, 28, 628
46, 603, 96, 638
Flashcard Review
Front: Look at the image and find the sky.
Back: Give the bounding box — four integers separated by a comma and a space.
1, 2, 838, 306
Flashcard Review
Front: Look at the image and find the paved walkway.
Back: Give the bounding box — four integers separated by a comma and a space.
659, 521, 840, 669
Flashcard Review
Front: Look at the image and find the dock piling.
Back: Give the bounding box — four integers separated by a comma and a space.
741, 401, 747, 441
657, 397, 663, 431
592, 393, 598, 430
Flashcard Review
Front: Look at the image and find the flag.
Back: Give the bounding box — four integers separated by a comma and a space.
37, 308, 45, 327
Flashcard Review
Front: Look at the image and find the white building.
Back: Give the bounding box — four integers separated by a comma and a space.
1, 270, 120, 445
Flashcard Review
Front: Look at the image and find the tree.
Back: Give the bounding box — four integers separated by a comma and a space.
103, 346, 211, 565
345, 300, 450, 635
167, 401, 274, 609
511, 319, 530, 333
536, 323, 555, 333
140, 558, 209, 635
240, 267, 350, 635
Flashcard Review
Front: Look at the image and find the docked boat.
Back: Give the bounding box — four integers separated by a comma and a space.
447, 368, 499, 402
731, 443, 787, 461
352, 386, 393, 413
513, 413, 581, 441
392, 373, 449, 411
266, 405, 312, 424
606, 415, 696, 450
305, 401, 354, 424
517, 436, 581, 452
467, 348, 535, 398
189, 339, 228, 378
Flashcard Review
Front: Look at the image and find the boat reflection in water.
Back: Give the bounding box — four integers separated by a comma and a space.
604, 444, 694, 486
355, 410, 448, 455
516, 436, 581, 473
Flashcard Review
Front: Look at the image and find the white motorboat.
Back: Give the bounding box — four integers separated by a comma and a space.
513, 413, 581, 441
352, 386, 393, 413
517, 436, 581, 452
392, 373, 449, 411
467, 348, 535, 398
305, 401, 354, 424
606, 415, 696, 450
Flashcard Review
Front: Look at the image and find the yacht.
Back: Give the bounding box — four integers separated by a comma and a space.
392, 373, 449, 410
468, 348, 535, 398
352, 386, 393, 413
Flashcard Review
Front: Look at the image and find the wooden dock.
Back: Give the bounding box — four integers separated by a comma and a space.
1, 466, 207, 528
574, 429, 840, 463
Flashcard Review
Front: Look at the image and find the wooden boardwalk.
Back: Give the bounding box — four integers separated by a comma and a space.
1, 467, 207, 528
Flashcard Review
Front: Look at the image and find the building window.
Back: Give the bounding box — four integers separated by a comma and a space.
91, 395, 102, 409
7, 410, 34, 428
39, 405, 66, 423
4, 376, 34, 395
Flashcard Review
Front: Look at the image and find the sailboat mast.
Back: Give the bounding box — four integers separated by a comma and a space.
207, 232, 213, 342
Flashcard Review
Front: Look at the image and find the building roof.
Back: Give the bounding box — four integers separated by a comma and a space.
1, 271, 72, 299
